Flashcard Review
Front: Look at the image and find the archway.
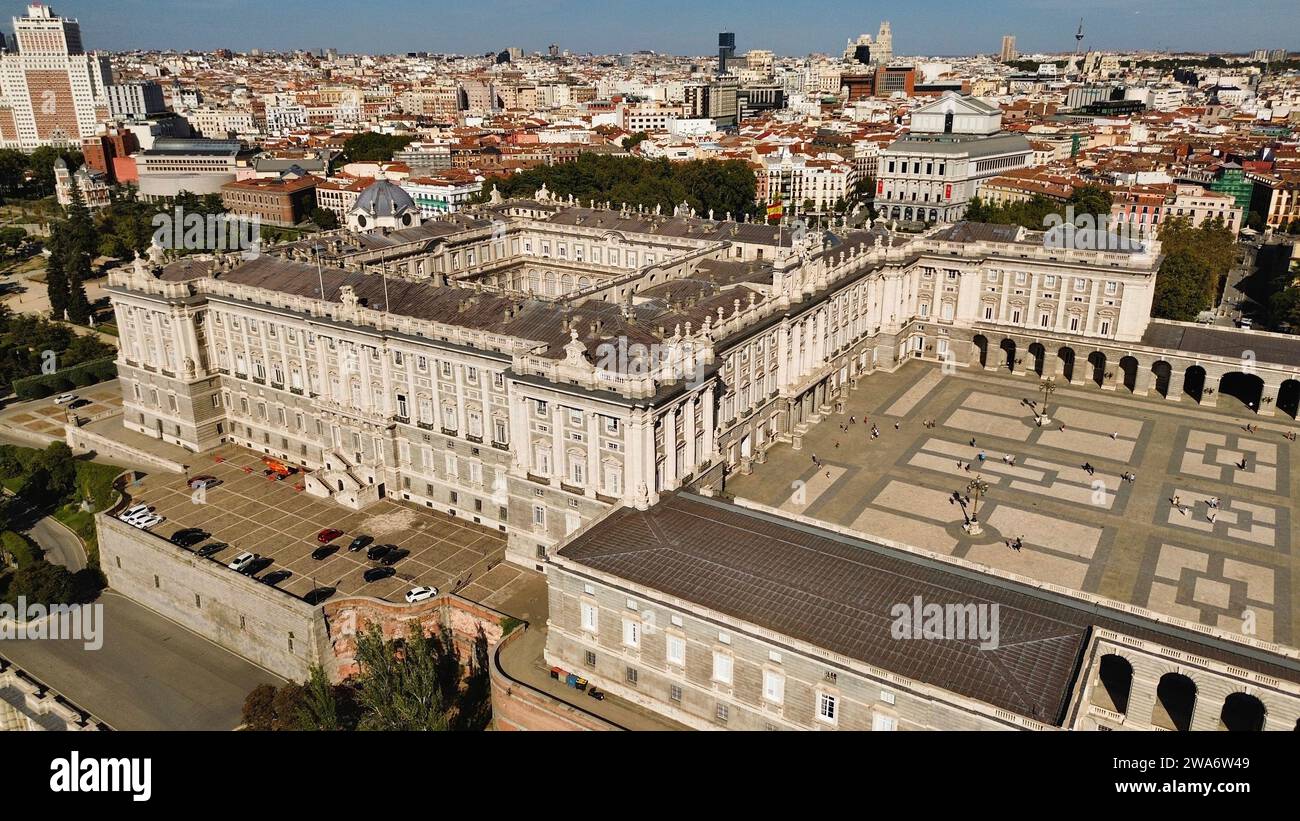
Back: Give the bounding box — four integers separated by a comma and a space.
1119, 356, 1139, 393
1184, 366, 1207, 404
1219, 372, 1264, 414
1058, 347, 1076, 382
1087, 351, 1106, 387
999, 338, 1016, 372
1279, 379, 1300, 420
1152, 673, 1197, 731
1152, 360, 1172, 398
972, 335, 989, 369
1093, 654, 1133, 715
1219, 692, 1266, 732
1027, 342, 1047, 376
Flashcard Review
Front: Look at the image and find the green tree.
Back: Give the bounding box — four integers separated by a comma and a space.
9, 560, 76, 605
309, 207, 338, 230
297, 665, 343, 730
241, 684, 278, 730
352, 622, 456, 731
1153, 248, 1212, 321
44, 232, 70, 321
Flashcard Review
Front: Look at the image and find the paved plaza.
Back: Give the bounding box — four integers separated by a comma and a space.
726, 361, 1298, 647
0, 380, 122, 445
125, 446, 526, 611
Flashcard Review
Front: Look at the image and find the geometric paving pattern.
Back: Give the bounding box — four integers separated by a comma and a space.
728, 362, 1297, 647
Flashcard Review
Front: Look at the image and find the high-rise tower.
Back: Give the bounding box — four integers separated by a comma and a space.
0, 5, 110, 150
718, 32, 736, 75
875, 21, 893, 63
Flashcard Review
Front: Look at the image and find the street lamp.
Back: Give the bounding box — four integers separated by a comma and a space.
964, 475, 990, 536
1037, 376, 1057, 426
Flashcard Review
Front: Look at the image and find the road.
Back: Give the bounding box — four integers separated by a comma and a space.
0, 591, 284, 730
27, 514, 87, 572
1213, 243, 1256, 328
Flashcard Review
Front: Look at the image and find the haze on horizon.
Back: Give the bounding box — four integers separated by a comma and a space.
25, 0, 1300, 58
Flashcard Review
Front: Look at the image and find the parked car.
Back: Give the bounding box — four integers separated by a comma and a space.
131, 513, 164, 530
53, 394, 77, 405
588, 688, 606, 701
311, 545, 339, 561
363, 566, 396, 583
170, 529, 210, 548
380, 548, 410, 567
366, 544, 393, 561
316, 528, 344, 543
259, 569, 292, 586
197, 542, 227, 558
119, 504, 152, 520
243, 557, 273, 576
303, 587, 336, 605
405, 586, 438, 603
68, 398, 91, 410
347, 535, 374, 552
187, 475, 221, 490
227, 552, 258, 572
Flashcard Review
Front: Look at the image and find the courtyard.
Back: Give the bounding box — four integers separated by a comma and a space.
725, 361, 1298, 648
123, 445, 526, 611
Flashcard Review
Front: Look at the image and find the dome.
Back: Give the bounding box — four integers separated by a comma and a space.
353, 180, 417, 218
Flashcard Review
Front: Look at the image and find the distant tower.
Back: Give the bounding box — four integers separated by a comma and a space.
718, 31, 736, 75
1000, 34, 1017, 63
876, 21, 893, 63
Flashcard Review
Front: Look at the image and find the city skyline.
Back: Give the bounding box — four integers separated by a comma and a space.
26, 0, 1300, 57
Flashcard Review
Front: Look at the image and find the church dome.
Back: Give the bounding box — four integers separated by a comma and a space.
354, 180, 417, 218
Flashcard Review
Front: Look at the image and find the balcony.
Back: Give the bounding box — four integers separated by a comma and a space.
394, 415, 411, 425
466, 435, 483, 445
270, 383, 284, 391
251, 377, 265, 386
289, 387, 303, 396
441, 428, 458, 438
491, 441, 509, 452
417, 421, 436, 431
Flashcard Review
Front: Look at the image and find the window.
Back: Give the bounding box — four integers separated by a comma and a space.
872, 713, 897, 732
716, 704, 729, 723
817, 692, 838, 724
584, 651, 596, 667
580, 601, 598, 632
670, 684, 683, 702
626, 667, 638, 685
666, 634, 686, 666
532, 505, 546, 527
712, 650, 734, 685
622, 618, 641, 648
763, 669, 785, 704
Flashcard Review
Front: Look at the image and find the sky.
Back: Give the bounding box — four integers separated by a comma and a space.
29, 0, 1300, 57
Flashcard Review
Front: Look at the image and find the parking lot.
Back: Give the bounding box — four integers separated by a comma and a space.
0, 380, 122, 444
122, 445, 522, 609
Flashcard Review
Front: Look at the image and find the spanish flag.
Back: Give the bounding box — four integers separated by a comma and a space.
766, 199, 784, 221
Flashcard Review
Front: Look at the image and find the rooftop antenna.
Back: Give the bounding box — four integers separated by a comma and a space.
1074, 18, 1084, 78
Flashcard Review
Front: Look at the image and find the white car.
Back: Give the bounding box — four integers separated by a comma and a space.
119, 504, 151, 521
405, 586, 438, 603
53, 394, 78, 405
131, 513, 164, 530
227, 552, 257, 573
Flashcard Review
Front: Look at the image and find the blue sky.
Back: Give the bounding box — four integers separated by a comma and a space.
31, 0, 1300, 56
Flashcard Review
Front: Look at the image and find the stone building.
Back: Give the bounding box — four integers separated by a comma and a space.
103, 192, 1300, 574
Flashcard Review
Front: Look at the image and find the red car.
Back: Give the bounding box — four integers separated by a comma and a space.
316, 528, 344, 543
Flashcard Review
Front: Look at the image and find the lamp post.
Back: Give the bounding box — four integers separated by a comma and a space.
963, 475, 990, 536
1037, 376, 1057, 426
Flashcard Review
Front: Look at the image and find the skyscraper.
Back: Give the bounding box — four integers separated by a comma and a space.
0, 4, 110, 151
875, 21, 892, 63
718, 32, 736, 75
1000, 34, 1017, 62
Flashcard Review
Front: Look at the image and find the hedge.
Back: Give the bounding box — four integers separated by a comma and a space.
12, 357, 116, 401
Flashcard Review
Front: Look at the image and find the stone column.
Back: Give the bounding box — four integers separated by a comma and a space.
663, 406, 679, 491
